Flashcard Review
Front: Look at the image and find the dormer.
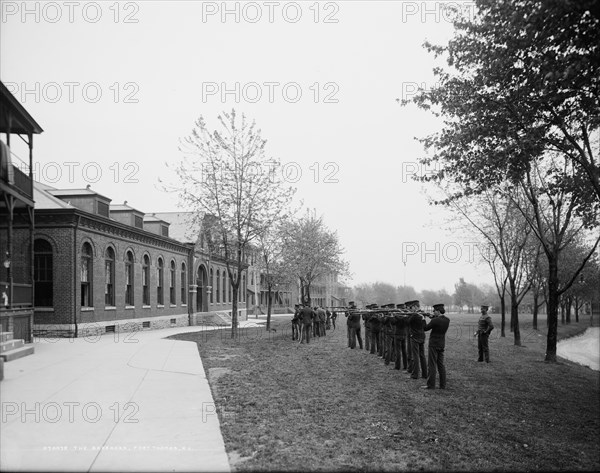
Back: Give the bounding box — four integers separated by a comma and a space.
143, 213, 170, 237
110, 201, 145, 229
48, 185, 111, 217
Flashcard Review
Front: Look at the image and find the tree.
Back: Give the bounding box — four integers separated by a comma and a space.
404, 0, 600, 223
282, 213, 348, 306
256, 221, 293, 331
172, 110, 295, 338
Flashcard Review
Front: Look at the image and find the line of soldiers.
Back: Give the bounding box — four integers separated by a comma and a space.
344, 299, 450, 389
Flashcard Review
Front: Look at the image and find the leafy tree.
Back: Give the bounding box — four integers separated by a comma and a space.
282, 214, 348, 306
171, 110, 295, 337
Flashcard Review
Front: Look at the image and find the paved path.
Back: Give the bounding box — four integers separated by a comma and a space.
557, 326, 600, 371
0, 323, 261, 472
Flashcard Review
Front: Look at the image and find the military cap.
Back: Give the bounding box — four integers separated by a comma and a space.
433, 303, 445, 310
349, 301, 356, 306
383, 303, 396, 309
396, 303, 406, 309
405, 300, 420, 307
481, 304, 489, 310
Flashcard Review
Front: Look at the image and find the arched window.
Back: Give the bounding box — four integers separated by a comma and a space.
81, 242, 93, 307
105, 247, 115, 306
216, 269, 220, 303
181, 262, 187, 304
157, 257, 164, 305
142, 254, 150, 305
125, 250, 134, 306
34, 239, 53, 306
170, 260, 176, 304
209, 268, 214, 303
222, 270, 226, 304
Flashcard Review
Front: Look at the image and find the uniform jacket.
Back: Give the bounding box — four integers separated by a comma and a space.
424, 315, 450, 349
369, 314, 382, 332
392, 316, 408, 340
478, 314, 494, 335
408, 313, 426, 343
299, 307, 315, 325
347, 312, 362, 329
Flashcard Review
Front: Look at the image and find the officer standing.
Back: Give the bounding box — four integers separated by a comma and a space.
347, 307, 363, 349
406, 300, 428, 380
477, 304, 494, 362
299, 305, 315, 344
422, 303, 450, 389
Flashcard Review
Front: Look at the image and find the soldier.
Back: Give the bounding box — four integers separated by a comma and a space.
392, 304, 409, 371
299, 305, 315, 344
363, 311, 372, 352
406, 300, 428, 380
477, 304, 494, 362
292, 304, 301, 341
325, 308, 332, 330
317, 306, 327, 337
331, 309, 337, 330
369, 309, 382, 356
382, 312, 394, 366
422, 303, 450, 389
347, 307, 363, 349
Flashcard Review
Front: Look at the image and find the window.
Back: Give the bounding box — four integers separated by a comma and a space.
34, 239, 53, 306
134, 215, 143, 229
222, 270, 226, 304
97, 200, 109, 217
157, 257, 164, 305
142, 255, 150, 305
181, 262, 187, 304
170, 260, 176, 304
81, 243, 93, 307
105, 247, 115, 306
242, 274, 246, 302
125, 251, 134, 306
209, 268, 214, 303
216, 270, 220, 303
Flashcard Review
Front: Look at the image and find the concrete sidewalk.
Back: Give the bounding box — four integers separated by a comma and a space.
0, 322, 262, 472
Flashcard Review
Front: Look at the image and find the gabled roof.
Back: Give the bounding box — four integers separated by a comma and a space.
33, 181, 74, 209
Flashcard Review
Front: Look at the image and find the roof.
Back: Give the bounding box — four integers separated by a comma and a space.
48, 187, 111, 201
33, 181, 74, 209
0, 81, 44, 134
110, 202, 144, 214
152, 212, 200, 243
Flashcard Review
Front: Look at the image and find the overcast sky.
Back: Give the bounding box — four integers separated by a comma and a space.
1, 0, 494, 293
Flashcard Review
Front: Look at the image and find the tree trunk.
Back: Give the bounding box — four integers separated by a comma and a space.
509, 279, 521, 346
231, 283, 239, 339
532, 291, 539, 330
565, 296, 572, 324
266, 285, 273, 331
560, 301, 565, 325
500, 295, 506, 337
575, 297, 580, 323
545, 258, 559, 362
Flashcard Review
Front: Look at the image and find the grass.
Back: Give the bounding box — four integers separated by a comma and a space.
169, 312, 600, 471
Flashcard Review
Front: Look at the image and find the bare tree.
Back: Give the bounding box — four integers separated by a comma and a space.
171, 110, 295, 337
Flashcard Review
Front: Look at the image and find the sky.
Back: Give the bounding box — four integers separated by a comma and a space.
1, 0, 495, 293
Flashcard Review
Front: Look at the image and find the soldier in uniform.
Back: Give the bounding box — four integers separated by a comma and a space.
292, 304, 301, 341
345, 301, 356, 347
347, 306, 363, 349
392, 304, 409, 371
317, 306, 327, 337
299, 305, 315, 344
406, 300, 428, 380
382, 309, 395, 366
422, 303, 450, 389
325, 308, 332, 330
404, 301, 414, 373
477, 304, 494, 362
368, 307, 382, 355
363, 311, 372, 352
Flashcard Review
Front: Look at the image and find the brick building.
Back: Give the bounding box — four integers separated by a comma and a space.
30, 184, 248, 338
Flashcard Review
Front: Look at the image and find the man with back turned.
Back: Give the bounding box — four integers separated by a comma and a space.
422, 303, 450, 390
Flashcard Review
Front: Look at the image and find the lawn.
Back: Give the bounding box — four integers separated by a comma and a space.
170, 312, 600, 471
